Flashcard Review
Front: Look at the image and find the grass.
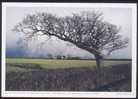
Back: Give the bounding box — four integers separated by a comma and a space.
6, 58, 131, 72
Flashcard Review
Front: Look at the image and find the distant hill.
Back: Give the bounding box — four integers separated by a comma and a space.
6, 47, 26, 57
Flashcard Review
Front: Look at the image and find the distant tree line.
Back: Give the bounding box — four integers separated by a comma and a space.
47, 54, 81, 60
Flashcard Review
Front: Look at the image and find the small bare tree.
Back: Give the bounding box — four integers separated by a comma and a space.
13, 11, 128, 71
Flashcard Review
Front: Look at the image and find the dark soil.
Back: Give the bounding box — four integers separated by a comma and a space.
6, 63, 131, 91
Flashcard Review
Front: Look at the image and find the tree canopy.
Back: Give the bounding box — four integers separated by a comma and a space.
13, 11, 128, 60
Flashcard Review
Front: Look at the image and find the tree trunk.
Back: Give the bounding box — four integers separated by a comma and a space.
96, 58, 102, 69
95, 55, 104, 88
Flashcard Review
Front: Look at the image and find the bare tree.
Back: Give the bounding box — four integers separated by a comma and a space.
13, 11, 128, 70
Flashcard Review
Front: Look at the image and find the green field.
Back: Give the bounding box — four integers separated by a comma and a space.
6, 58, 131, 72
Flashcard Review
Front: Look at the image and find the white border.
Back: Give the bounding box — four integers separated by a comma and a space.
1, 3, 137, 98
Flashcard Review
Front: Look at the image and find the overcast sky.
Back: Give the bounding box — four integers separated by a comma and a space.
6, 6, 132, 59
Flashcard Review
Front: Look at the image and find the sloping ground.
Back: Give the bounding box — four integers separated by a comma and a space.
6, 63, 131, 91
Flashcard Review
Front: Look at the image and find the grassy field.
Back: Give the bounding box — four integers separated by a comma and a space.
6, 58, 132, 91
6, 58, 131, 72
